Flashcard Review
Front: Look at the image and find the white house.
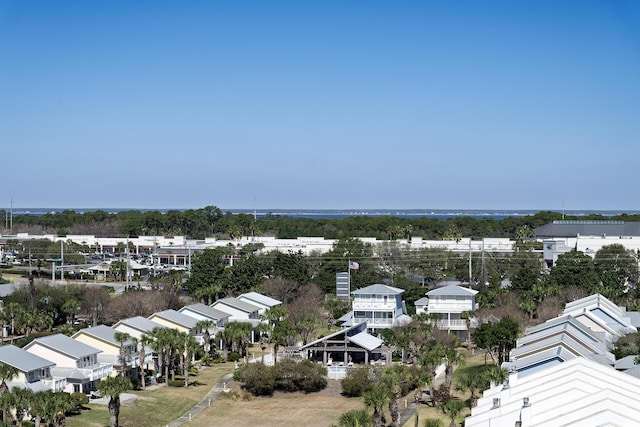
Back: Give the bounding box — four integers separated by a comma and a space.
425, 285, 478, 339
24, 334, 111, 394
72, 325, 140, 377
465, 357, 640, 427
237, 292, 282, 315
148, 309, 202, 344
210, 297, 261, 324
342, 284, 411, 335
0, 344, 66, 392
178, 303, 230, 329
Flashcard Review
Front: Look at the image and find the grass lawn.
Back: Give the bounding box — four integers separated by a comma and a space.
188, 380, 365, 427
66, 363, 234, 427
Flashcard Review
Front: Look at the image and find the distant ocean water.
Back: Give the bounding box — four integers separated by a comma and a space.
7, 208, 640, 221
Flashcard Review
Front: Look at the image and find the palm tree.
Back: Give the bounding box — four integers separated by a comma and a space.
98, 376, 132, 427
177, 331, 199, 388
113, 331, 131, 377
138, 333, 152, 389
363, 385, 389, 427
49, 391, 75, 427
436, 399, 466, 427
443, 346, 465, 393
195, 319, 216, 356
29, 390, 51, 427
12, 387, 33, 427
0, 362, 18, 422
454, 371, 484, 408
339, 408, 373, 427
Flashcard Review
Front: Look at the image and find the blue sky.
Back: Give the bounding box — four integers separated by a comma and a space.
1, 1, 639, 211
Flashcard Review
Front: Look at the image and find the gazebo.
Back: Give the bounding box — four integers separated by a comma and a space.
297, 322, 391, 366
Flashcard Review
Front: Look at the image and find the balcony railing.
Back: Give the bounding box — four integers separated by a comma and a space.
352, 302, 398, 310
42, 377, 67, 393
436, 319, 468, 330
79, 364, 113, 381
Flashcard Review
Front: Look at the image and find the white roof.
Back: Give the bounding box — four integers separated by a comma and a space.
150, 310, 199, 329
427, 285, 478, 297
348, 331, 383, 351
352, 284, 404, 295
212, 297, 261, 314
0, 344, 54, 372
25, 334, 102, 359
113, 316, 166, 334
237, 292, 282, 308
73, 325, 134, 347
466, 357, 640, 427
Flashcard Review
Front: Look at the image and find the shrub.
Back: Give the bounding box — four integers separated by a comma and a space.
227, 352, 241, 362
293, 360, 327, 393
71, 392, 89, 408
341, 366, 374, 397
168, 380, 184, 387
235, 363, 275, 396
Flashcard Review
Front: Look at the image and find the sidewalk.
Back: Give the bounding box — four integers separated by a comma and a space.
164, 372, 234, 427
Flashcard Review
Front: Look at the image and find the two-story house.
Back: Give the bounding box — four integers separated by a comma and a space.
72, 325, 139, 378
424, 285, 478, 339
237, 292, 282, 316
24, 334, 111, 394
148, 309, 202, 344
343, 284, 411, 335
0, 344, 66, 392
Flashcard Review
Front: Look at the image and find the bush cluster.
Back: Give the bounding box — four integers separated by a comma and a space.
234, 360, 327, 396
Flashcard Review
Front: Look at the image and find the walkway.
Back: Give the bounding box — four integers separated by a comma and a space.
164, 372, 234, 427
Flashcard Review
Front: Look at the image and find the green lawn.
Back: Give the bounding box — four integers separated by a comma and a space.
66, 364, 234, 427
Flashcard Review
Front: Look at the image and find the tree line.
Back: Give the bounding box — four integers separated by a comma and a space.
6, 206, 640, 240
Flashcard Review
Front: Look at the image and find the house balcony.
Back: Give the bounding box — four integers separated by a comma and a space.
435, 319, 468, 331
42, 377, 67, 393
79, 364, 113, 382
428, 302, 475, 313
352, 301, 398, 310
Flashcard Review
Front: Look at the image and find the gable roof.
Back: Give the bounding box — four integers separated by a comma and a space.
427, 285, 478, 297
150, 309, 199, 329
414, 297, 429, 306
0, 344, 54, 372
179, 303, 231, 321
73, 325, 133, 347
113, 316, 166, 334
535, 220, 640, 238
25, 334, 101, 359
466, 357, 640, 427
212, 297, 261, 313
352, 284, 404, 295
237, 292, 282, 308
299, 322, 369, 350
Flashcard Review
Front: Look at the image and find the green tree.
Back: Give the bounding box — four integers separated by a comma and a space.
98, 376, 132, 427
594, 244, 639, 301
0, 363, 18, 422
339, 408, 373, 427
436, 399, 466, 427
363, 384, 390, 427
472, 316, 519, 365
549, 251, 599, 294
113, 331, 131, 377
185, 247, 233, 304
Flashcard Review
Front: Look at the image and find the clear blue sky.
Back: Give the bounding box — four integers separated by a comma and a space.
1, 1, 639, 211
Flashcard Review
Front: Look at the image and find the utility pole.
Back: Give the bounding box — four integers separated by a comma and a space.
468, 238, 472, 287
60, 240, 64, 281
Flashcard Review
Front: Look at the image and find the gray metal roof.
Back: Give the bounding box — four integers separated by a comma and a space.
414, 297, 429, 305
237, 292, 282, 308
73, 325, 133, 347
352, 284, 404, 295
535, 221, 640, 238
179, 303, 230, 321
113, 316, 166, 333
0, 344, 54, 372
151, 309, 199, 329
427, 285, 478, 297
212, 297, 261, 313
25, 334, 102, 359
348, 331, 383, 351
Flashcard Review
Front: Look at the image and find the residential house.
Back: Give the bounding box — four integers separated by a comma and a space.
72, 325, 139, 377
561, 293, 638, 338
112, 316, 166, 373
465, 357, 640, 427
24, 334, 111, 394
424, 285, 478, 339
148, 309, 202, 343
0, 344, 66, 392
414, 297, 429, 316
178, 303, 230, 329
210, 297, 263, 342
237, 292, 282, 315
341, 284, 411, 335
